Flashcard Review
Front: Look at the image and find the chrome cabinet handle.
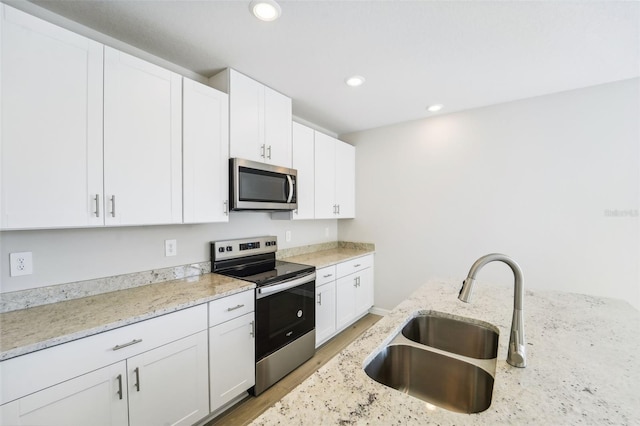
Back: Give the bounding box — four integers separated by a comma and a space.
267, 145, 272, 159
224, 200, 229, 215
116, 374, 123, 400
260, 144, 266, 158
226, 304, 245, 312
337, 204, 340, 215
94, 194, 100, 217
354, 276, 361, 287
317, 293, 322, 306
110, 195, 116, 217
250, 320, 255, 338
112, 338, 142, 351
134, 367, 141, 392
323, 274, 333, 278
354, 264, 361, 268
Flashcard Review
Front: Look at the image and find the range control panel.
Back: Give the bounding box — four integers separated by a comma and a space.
212, 236, 278, 261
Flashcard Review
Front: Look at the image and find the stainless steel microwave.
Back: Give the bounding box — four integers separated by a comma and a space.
230, 158, 297, 211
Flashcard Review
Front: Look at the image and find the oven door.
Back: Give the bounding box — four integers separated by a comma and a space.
255, 272, 316, 361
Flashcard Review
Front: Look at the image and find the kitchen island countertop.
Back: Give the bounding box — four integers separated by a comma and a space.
252, 279, 640, 425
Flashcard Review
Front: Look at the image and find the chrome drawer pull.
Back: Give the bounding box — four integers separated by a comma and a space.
112, 338, 143, 351
323, 274, 333, 278
226, 304, 245, 312
354, 264, 361, 268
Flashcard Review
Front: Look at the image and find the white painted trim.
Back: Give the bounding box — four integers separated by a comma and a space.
369, 306, 390, 317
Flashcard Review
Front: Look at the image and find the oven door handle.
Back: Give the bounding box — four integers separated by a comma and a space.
257, 272, 316, 299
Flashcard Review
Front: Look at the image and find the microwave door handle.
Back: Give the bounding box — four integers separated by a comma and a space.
286, 175, 294, 203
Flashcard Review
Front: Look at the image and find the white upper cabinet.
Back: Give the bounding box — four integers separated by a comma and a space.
210, 69, 292, 168
0, 5, 104, 230
314, 132, 355, 219
103, 47, 183, 226
335, 141, 356, 218
314, 132, 337, 219
182, 78, 229, 223
292, 122, 315, 219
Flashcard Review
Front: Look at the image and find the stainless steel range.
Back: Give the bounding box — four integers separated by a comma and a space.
211, 236, 316, 395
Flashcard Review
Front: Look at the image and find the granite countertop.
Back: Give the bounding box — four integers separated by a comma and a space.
253, 280, 640, 425
0, 243, 374, 362
0, 273, 254, 361
282, 245, 374, 269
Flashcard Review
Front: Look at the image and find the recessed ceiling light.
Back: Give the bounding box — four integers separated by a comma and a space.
345, 75, 366, 87
427, 104, 443, 112
250, 0, 282, 22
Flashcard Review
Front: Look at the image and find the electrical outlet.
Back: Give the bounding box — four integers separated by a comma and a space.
9, 252, 33, 277
285, 231, 291, 242
165, 239, 177, 257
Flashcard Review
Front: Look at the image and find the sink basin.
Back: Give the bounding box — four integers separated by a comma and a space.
364, 344, 494, 414
401, 313, 499, 359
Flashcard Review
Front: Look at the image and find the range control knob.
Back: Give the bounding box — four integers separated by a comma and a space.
218, 247, 224, 253
226, 246, 232, 252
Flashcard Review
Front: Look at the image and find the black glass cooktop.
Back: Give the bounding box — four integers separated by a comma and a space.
219, 259, 315, 287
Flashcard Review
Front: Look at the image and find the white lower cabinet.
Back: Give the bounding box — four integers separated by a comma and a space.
0, 305, 209, 426
0, 362, 128, 426
314, 255, 374, 348
315, 280, 337, 346
336, 267, 373, 330
127, 331, 209, 426
208, 290, 255, 414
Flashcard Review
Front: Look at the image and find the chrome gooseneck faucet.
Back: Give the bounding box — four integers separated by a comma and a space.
458, 253, 526, 368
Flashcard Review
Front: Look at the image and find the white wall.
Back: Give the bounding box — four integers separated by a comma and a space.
340, 78, 640, 311
0, 214, 337, 293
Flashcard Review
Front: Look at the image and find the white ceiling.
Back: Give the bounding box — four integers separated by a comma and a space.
23, 0, 640, 135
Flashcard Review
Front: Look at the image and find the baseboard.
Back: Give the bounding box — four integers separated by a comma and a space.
368, 306, 390, 316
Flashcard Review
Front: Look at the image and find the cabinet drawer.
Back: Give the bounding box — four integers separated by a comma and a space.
316, 266, 337, 286
208, 290, 255, 327
0, 304, 208, 406
337, 254, 373, 278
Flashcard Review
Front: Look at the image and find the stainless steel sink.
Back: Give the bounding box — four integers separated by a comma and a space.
364, 344, 494, 414
364, 311, 499, 413
401, 313, 499, 359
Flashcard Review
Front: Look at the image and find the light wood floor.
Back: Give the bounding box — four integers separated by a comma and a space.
208, 313, 382, 426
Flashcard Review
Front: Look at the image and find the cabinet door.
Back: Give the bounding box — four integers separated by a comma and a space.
335, 141, 356, 218
336, 274, 358, 330
103, 46, 182, 226
127, 331, 209, 426
0, 362, 127, 426
229, 69, 263, 161
314, 132, 336, 219
209, 312, 255, 412
0, 4, 104, 229
183, 78, 229, 223
264, 87, 292, 167
291, 122, 315, 219
315, 281, 336, 347
354, 268, 374, 317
